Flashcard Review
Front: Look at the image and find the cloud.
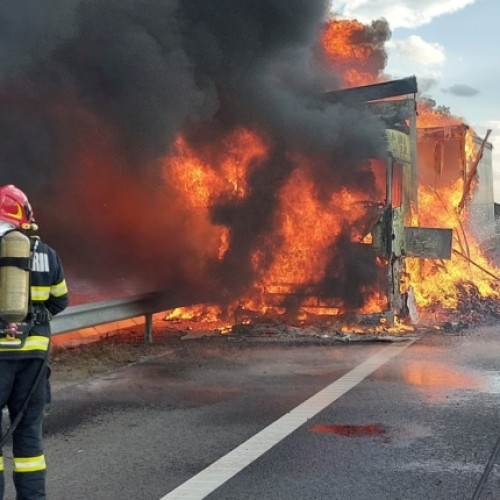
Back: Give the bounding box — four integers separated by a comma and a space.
387, 35, 445, 66
332, 0, 476, 29
442, 84, 480, 97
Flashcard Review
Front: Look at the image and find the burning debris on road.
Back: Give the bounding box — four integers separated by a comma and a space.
0, 1, 498, 334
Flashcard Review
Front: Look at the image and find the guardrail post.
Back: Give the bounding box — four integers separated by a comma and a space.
145, 313, 153, 345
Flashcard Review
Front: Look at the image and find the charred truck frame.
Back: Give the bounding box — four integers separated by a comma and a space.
326, 76, 454, 322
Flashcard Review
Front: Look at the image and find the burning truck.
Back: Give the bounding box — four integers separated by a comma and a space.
164, 75, 498, 331
160, 17, 500, 330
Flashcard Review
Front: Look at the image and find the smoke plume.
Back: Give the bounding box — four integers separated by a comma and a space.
0, 0, 390, 307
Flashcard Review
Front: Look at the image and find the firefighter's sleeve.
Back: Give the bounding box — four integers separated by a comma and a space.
45, 249, 69, 316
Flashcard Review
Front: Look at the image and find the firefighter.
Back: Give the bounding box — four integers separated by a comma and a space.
0, 184, 69, 499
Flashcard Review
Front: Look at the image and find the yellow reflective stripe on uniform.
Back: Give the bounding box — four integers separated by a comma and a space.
30, 286, 50, 301
51, 279, 68, 297
0, 336, 49, 352
14, 455, 46, 473
0, 456, 4, 471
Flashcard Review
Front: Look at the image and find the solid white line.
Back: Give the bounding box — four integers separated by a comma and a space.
160, 340, 415, 500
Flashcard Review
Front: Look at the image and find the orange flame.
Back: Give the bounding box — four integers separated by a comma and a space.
162, 132, 388, 321
320, 19, 384, 87
404, 105, 500, 316
167, 128, 268, 207
417, 102, 463, 128
165, 304, 222, 322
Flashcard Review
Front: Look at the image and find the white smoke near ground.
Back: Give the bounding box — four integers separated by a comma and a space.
478, 121, 500, 202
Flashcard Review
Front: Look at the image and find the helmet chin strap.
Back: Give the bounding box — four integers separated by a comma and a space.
0, 221, 16, 236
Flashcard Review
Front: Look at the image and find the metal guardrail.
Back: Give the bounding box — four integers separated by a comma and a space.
50, 292, 170, 344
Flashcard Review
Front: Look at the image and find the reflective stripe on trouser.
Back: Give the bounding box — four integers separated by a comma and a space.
14, 455, 46, 472
0, 359, 49, 500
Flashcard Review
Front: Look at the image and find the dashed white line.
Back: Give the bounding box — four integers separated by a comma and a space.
160, 340, 415, 500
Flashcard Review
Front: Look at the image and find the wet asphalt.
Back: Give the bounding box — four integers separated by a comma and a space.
4, 324, 500, 500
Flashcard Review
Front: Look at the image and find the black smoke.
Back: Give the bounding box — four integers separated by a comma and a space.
0, 0, 389, 307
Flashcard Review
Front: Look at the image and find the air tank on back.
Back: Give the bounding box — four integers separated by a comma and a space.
0, 231, 31, 323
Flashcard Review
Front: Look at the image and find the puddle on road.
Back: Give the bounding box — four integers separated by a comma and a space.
309, 423, 390, 442
377, 357, 500, 403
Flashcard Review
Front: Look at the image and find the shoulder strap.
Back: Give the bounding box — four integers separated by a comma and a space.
0, 257, 31, 270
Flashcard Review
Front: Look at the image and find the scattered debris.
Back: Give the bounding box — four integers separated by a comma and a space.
180, 321, 418, 343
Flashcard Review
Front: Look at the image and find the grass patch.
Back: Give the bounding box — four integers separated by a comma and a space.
50, 330, 160, 382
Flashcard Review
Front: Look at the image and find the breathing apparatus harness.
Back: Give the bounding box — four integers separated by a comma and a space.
0, 230, 44, 346
0, 229, 51, 447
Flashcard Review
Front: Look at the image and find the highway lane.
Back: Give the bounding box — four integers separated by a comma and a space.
4, 324, 499, 499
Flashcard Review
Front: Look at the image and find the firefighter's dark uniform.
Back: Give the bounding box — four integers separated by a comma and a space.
0, 237, 68, 500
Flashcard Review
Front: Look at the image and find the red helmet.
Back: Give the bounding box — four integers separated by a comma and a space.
0, 185, 36, 230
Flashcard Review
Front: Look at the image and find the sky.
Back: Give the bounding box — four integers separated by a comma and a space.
332, 0, 500, 202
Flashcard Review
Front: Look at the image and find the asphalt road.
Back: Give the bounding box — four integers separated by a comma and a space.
4, 324, 500, 500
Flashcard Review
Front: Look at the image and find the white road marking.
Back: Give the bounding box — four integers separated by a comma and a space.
160, 340, 415, 500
